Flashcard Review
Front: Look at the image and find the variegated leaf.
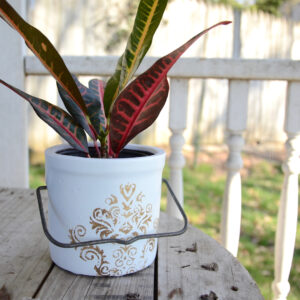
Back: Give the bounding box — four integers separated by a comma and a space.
109, 77, 169, 156
88, 79, 107, 132
109, 21, 231, 156
0, 79, 89, 154
58, 76, 107, 137
56, 82, 94, 139
0, 1, 91, 130
103, 0, 168, 117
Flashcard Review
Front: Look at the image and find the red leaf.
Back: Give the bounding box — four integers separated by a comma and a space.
109, 77, 169, 156
109, 21, 231, 156
88, 79, 107, 131
0, 79, 89, 154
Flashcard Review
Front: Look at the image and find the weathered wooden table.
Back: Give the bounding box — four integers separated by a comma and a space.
0, 188, 264, 300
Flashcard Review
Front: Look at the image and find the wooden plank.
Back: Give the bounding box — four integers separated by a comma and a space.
0, 188, 52, 300
26, 55, 300, 81
232, 10, 241, 59
157, 212, 264, 300
272, 81, 300, 300
0, 0, 28, 188
1, 190, 263, 299
37, 260, 154, 299
226, 80, 249, 132
285, 81, 300, 133
221, 79, 249, 257
167, 78, 189, 218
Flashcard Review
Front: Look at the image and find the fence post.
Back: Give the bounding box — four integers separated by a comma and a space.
272, 81, 300, 300
0, 0, 28, 188
167, 78, 189, 218
232, 9, 241, 59
221, 79, 249, 256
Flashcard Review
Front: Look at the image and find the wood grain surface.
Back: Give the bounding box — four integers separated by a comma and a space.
0, 188, 264, 299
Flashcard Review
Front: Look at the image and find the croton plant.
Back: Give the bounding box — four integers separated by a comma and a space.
0, 0, 230, 158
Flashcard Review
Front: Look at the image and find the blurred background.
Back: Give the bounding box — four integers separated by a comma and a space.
26, 0, 300, 162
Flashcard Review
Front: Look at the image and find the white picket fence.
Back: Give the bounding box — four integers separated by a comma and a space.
24, 0, 300, 151
0, 2, 299, 300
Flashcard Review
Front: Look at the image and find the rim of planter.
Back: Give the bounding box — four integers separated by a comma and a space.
46, 143, 164, 160
45, 143, 166, 173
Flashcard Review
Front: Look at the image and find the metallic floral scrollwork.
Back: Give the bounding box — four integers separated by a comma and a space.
69, 225, 86, 248
113, 245, 137, 268
68, 182, 156, 276
90, 208, 120, 239
80, 245, 109, 276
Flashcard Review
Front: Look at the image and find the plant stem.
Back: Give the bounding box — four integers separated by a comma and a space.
93, 139, 101, 158
99, 135, 109, 158
100, 145, 108, 158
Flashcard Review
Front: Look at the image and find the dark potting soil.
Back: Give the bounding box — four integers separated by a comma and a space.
57, 147, 153, 158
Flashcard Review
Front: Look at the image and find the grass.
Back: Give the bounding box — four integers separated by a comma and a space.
29, 164, 46, 188
30, 152, 299, 300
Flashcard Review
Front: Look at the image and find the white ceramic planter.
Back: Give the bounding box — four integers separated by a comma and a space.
45, 144, 165, 276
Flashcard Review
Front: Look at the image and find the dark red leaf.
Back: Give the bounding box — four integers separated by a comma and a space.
109, 21, 231, 156
88, 79, 107, 132
58, 76, 107, 137
109, 77, 169, 156
0, 79, 88, 154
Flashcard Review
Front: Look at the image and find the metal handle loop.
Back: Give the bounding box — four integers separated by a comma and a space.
36, 178, 188, 248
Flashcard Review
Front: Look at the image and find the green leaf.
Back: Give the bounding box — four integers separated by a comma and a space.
0, 1, 90, 127
103, 0, 168, 117
0, 79, 89, 154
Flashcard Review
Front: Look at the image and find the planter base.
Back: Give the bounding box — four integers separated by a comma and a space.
51, 239, 157, 277
52, 255, 156, 277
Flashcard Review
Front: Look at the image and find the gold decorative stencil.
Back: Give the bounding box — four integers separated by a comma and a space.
69, 183, 157, 276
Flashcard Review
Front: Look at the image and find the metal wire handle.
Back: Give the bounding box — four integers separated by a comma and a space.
36, 178, 188, 248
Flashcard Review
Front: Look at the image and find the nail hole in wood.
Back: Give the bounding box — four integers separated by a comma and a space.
199, 291, 218, 300
181, 264, 190, 268
186, 242, 197, 252
126, 293, 140, 300
201, 262, 219, 271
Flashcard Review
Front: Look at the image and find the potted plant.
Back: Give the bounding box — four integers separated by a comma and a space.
0, 0, 230, 276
